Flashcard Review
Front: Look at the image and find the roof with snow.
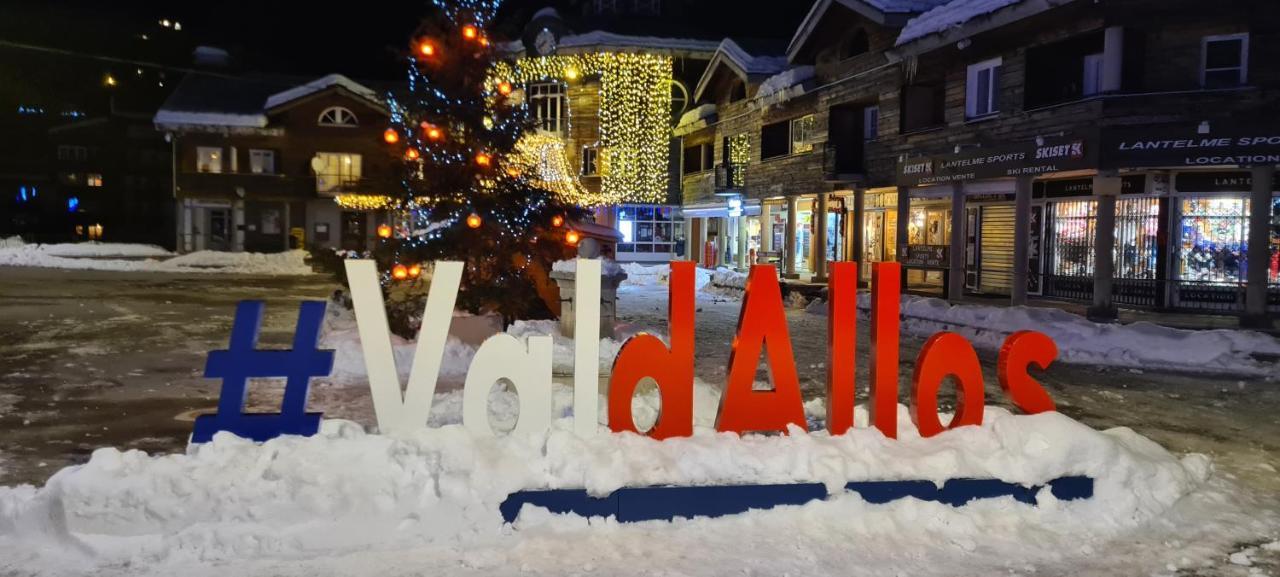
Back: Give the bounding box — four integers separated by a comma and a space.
504, 30, 720, 58
894, 0, 1071, 49
693, 38, 788, 102
787, 0, 950, 60
154, 73, 384, 130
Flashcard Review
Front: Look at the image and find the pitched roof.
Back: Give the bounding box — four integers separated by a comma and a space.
895, 0, 1024, 45
154, 73, 383, 129
264, 74, 382, 111
694, 38, 788, 102
787, 0, 950, 61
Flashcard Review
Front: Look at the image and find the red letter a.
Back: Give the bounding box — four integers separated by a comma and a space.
716, 265, 806, 435
608, 261, 695, 439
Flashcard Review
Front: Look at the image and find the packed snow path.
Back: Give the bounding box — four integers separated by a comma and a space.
0, 266, 1278, 575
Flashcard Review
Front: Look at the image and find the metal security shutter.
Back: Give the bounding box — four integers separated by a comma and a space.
979, 204, 1015, 294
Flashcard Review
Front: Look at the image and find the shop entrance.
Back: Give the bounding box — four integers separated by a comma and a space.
340, 211, 367, 251
976, 204, 1016, 295
207, 208, 231, 252
906, 201, 950, 292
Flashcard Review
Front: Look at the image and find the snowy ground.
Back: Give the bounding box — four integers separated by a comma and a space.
0, 264, 1278, 576
0, 238, 314, 275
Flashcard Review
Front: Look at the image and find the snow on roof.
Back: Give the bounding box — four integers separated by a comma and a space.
717, 39, 789, 76
756, 66, 816, 103
896, 0, 1023, 45
264, 74, 381, 110
787, 0, 951, 61
153, 110, 268, 128
554, 31, 721, 55
531, 6, 561, 19
863, 0, 952, 12
676, 103, 717, 130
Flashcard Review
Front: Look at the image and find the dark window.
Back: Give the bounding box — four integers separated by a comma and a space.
1202, 34, 1248, 88
899, 84, 945, 133
839, 29, 870, 60
682, 142, 712, 174
761, 121, 790, 159
1025, 31, 1105, 108
582, 147, 600, 176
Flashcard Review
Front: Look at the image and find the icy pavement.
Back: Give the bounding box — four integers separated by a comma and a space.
0, 266, 1278, 575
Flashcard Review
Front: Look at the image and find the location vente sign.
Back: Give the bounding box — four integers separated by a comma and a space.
331, 259, 1058, 440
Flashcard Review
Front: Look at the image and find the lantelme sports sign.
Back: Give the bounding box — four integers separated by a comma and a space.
193, 260, 1059, 444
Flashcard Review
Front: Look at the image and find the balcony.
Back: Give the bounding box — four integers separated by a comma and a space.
315, 177, 396, 197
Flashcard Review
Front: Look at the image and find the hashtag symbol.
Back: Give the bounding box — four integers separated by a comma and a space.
191, 300, 334, 444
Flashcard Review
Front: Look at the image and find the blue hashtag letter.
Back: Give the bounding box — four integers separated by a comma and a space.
191, 300, 335, 444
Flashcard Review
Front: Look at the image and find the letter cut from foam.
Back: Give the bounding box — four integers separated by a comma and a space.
716, 265, 806, 435
869, 262, 900, 438
609, 260, 696, 439
464, 333, 554, 437
997, 330, 1058, 414
573, 259, 601, 437
826, 261, 857, 435
344, 260, 462, 435
910, 332, 985, 438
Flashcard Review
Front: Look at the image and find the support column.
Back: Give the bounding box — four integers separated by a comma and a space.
784, 196, 799, 279
682, 217, 694, 260
1012, 176, 1033, 306
232, 200, 245, 252
1243, 165, 1276, 328
1102, 26, 1125, 94
283, 202, 292, 251
896, 186, 910, 286
697, 217, 709, 267
737, 215, 749, 270
948, 182, 966, 301
181, 199, 194, 253
852, 187, 866, 268
813, 193, 830, 282
760, 204, 773, 257
1089, 175, 1120, 321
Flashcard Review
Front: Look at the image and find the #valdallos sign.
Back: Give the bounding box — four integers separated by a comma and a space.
192, 259, 1087, 520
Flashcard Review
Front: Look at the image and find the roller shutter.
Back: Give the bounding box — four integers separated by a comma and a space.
979, 204, 1015, 294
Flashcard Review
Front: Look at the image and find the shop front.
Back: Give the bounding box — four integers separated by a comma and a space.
903, 188, 951, 294
859, 188, 899, 283
769, 194, 846, 280
614, 203, 686, 263
682, 197, 759, 270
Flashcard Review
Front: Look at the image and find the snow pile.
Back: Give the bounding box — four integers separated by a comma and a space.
0, 236, 25, 249
756, 66, 815, 104
507, 319, 633, 376
0, 391, 1218, 574
809, 293, 1280, 377
0, 243, 314, 276
897, 0, 1023, 45
701, 267, 749, 298
619, 262, 713, 290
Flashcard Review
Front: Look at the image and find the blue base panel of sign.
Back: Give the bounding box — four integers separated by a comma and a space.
500, 476, 1093, 524
191, 413, 323, 444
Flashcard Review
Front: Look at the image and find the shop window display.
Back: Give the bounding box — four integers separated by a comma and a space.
618, 204, 682, 255
1179, 198, 1246, 283
1046, 198, 1160, 280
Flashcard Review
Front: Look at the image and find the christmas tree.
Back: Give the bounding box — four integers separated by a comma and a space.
373, 0, 589, 335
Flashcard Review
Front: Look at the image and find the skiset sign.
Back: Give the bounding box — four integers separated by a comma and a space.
193, 260, 1060, 444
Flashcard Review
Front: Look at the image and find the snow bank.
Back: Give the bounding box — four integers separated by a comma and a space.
809, 294, 1280, 377
0, 243, 313, 276
619, 262, 713, 290
0, 389, 1216, 574
550, 258, 625, 277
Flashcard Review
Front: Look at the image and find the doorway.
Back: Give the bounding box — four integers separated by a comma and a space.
341, 211, 367, 251
207, 208, 231, 251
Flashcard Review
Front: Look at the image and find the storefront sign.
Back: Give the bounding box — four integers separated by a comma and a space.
898, 245, 949, 269
1028, 205, 1042, 294
1174, 171, 1280, 192
1034, 175, 1146, 198
897, 136, 1096, 187
1103, 124, 1280, 168
195, 260, 1060, 444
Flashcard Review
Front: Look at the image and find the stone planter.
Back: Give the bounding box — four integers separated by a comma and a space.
550, 262, 628, 339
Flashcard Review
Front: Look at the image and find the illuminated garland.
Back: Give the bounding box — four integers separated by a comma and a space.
335, 194, 395, 211
490, 53, 673, 205
512, 132, 600, 206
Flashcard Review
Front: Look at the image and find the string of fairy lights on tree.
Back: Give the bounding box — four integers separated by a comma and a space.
489, 53, 673, 205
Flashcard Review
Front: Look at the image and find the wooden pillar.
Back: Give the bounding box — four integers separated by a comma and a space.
784, 196, 799, 279
1011, 176, 1033, 305
852, 187, 866, 268
1243, 165, 1276, 328
1088, 175, 1121, 321
947, 182, 965, 301
813, 193, 830, 282
896, 186, 910, 286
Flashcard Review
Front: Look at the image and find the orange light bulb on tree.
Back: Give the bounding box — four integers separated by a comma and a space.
566, 230, 581, 245
466, 213, 482, 229
551, 215, 564, 227
475, 152, 492, 167
383, 128, 399, 144
392, 264, 409, 280
377, 224, 393, 239
480, 37, 490, 47
418, 42, 436, 57
497, 81, 512, 96
404, 148, 420, 160
408, 264, 422, 279
462, 25, 478, 40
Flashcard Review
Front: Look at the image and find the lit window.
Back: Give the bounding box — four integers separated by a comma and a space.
616, 204, 680, 255
965, 57, 1002, 118
528, 82, 566, 134
581, 147, 600, 176
250, 149, 276, 174
790, 114, 817, 154
1201, 33, 1248, 88
197, 147, 222, 173
87, 173, 103, 187
318, 107, 359, 127
314, 153, 363, 193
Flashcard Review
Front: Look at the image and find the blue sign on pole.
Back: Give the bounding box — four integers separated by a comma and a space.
191, 300, 334, 444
